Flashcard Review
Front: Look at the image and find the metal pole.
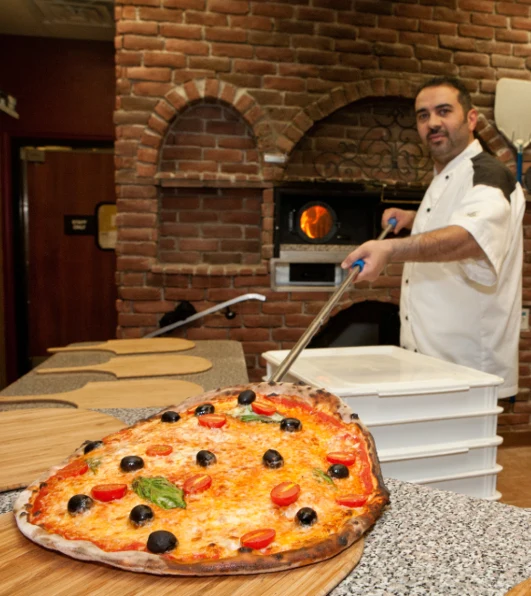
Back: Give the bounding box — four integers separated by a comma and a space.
269, 219, 397, 383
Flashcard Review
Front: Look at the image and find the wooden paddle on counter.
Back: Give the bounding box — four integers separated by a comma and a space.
47, 338, 195, 355
0, 409, 125, 491
505, 578, 531, 596
36, 354, 212, 379
0, 378, 204, 409
0, 513, 363, 596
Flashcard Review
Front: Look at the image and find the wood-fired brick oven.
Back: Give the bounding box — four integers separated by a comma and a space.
271, 183, 423, 291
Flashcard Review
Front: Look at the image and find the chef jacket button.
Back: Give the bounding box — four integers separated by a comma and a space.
414, 349, 418, 353
405, 315, 409, 321
445, 175, 449, 180
405, 279, 409, 284
427, 208, 431, 213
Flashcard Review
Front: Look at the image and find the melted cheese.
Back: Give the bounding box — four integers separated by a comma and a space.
29, 395, 379, 562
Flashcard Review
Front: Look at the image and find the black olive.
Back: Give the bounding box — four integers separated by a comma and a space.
67, 494, 94, 515
195, 403, 215, 416
262, 449, 284, 469
129, 504, 154, 527
161, 411, 181, 423
120, 456, 144, 472
83, 441, 103, 454
238, 546, 253, 553
196, 450, 217, 467
280, 417, 302, 432
296, 507, 318, 526
350, 413, 359, 420
328, 463, 349, 479
237, 390, 256, 405
146, 530, 178, 553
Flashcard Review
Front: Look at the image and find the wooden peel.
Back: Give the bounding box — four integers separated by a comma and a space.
36, 354, 212, 379
505, 578, 531, 596
0, 513, 363, 594
495, 78, 531, 182
0, 379, 204, 409
0, 409, 125, 491
47, 338, 195, 355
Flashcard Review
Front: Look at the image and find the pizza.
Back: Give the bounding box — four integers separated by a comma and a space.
14, 382, 389, 575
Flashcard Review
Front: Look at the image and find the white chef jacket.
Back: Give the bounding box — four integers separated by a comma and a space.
400, 139, 525, 398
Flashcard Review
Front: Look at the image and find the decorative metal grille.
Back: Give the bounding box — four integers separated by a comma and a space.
313, 107, 432, 184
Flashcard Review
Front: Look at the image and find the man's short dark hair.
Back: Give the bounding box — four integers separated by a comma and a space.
416, 77, 473, 114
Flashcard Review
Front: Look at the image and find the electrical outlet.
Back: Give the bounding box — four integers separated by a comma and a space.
522, 308, 529, 332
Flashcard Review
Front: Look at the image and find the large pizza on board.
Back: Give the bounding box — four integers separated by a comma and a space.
15, 382, 389, 575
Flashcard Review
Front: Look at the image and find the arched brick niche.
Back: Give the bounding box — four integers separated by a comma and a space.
284, 96, 430, 186
160, 102, 260, 178
135, 78, 275, 185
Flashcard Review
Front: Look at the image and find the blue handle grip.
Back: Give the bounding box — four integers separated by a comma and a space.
388, 217, 397, 228
517, 151, 523, 184
352, 259, 365, 272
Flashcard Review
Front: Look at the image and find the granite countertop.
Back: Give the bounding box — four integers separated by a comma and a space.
1, 341, 530, 595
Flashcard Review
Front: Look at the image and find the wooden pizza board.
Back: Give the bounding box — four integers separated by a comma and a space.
0, 409, 125, 492
0, 379, 204, 409
505, 578, 531, 596
36, 354, 212, 379
0, 512, 364, 596
47, 338, 195, 355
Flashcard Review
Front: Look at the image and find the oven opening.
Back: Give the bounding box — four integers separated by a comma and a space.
298, 202, 336, 242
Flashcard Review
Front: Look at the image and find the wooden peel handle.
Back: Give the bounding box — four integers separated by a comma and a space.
36, 364, 101, 375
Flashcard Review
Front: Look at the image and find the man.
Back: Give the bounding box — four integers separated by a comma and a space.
341, 77, 525, 399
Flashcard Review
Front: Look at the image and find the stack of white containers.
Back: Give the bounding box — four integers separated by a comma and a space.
263, 346, 504, 500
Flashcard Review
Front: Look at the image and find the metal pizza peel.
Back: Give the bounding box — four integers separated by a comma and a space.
269, 218, 397, 382
494, 78, 531, 183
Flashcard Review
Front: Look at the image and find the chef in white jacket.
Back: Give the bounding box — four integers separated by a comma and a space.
342, 76, 525, 399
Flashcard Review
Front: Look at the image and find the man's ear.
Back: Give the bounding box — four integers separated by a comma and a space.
467, 107, 478, 132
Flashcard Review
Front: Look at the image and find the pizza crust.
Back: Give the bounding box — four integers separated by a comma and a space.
15, 382, 389, 576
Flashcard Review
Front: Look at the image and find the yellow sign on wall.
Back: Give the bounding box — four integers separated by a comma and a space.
97, 203, 117, 250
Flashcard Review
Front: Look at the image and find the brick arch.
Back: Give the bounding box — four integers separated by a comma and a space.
276, 77, 516, 170
275, 78, 417, 157
475, 113, 516, 167
135, 78, 273, 178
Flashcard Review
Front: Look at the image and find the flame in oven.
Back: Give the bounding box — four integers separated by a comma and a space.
299, 204, 334, 240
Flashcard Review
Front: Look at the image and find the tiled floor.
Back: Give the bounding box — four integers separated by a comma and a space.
496, 446, 531, 508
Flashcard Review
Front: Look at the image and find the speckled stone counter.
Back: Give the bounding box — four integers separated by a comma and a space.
1, 343, 530, 595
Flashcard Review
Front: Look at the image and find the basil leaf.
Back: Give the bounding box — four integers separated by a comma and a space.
132, 476, 186, 510
86, 458, 101, 474
238, 414, 277, 423
236, 410, 285, 423
313, 468, 336, 489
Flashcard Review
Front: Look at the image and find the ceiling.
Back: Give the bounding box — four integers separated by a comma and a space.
0, 0, 115, 42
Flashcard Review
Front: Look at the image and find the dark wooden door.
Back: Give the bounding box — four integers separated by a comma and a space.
23, 148, 116, 363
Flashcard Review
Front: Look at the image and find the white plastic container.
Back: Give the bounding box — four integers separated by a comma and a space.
366, 407, 502, 450
378, 436, 502, 481
413, 465, 503, 500
263, 346, 503, 421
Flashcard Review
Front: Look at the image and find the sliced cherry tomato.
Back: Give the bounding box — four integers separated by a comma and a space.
146, 444, 173, 456
240, 528, 276, 550
336, 494, 368, 508
326, 452, 357, 467
56, 460, 89, 479
91, 484, 128, 502
183, 474, 212, 495
198, 414, 227, 428
270, 482, 301, 506
251, 401, 277, 416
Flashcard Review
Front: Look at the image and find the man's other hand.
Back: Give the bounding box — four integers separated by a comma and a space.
382, 208, 416, 234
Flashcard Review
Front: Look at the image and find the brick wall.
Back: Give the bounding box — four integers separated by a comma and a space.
115, 0, 531, 442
